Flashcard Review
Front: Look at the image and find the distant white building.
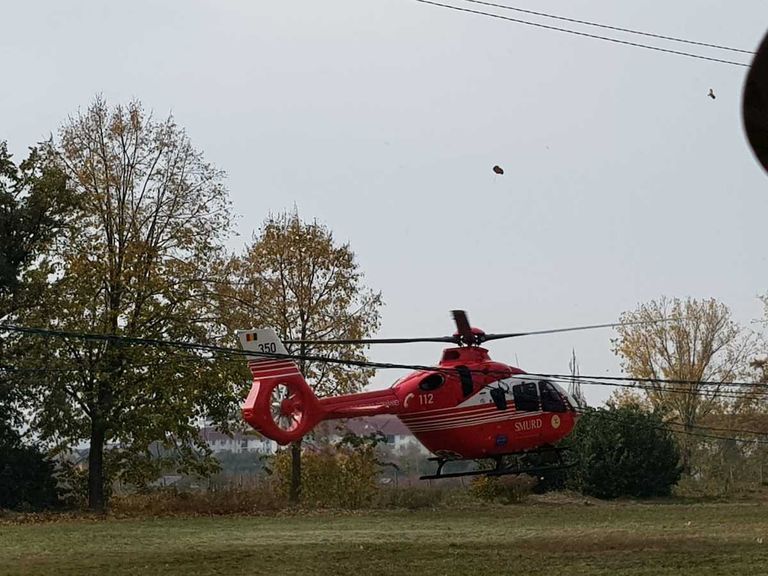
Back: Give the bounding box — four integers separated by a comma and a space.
199, 427, 277, 454
199, 415, 428, 455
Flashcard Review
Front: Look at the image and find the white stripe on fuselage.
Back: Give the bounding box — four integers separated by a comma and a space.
405, 410, 543, 433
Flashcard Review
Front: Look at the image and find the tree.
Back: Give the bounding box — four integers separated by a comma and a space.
606, 388, 652, 411
753, 294, 768, 384
0, 140, 73, 316
1, 140, 73, 502
1, 139, 73, 387
752, 357, 768, 385
218, 212, 382, 503
12, 98, 239, 511
613, 297, 756, 471
567, 406, 681, 499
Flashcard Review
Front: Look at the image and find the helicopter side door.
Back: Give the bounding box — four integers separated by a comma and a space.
511, 381, 543, 440
512, 382, 539, 412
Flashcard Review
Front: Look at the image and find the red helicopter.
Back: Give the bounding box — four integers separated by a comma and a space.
238, 310, 585, 479
236, 30, 768, 479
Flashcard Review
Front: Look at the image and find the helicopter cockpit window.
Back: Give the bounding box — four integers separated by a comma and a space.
419, 373, 445, 391
539, 380, 567, 412
512, 382, 539, 412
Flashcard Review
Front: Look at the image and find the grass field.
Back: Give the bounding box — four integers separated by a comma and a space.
2, 501, 768, 576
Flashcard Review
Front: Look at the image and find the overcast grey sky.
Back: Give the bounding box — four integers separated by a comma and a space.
2, 0, 767, 404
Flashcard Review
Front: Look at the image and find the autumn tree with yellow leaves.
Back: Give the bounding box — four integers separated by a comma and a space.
612, 297, 757, 471
218, 212, 382, 503
13, 98, 239, 511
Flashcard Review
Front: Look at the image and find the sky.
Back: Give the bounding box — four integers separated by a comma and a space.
2, 0, 767, 405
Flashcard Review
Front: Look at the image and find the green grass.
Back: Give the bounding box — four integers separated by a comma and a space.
2, 502, 768, 575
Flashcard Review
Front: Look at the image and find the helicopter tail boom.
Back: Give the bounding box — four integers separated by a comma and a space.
318, 388, 400, 419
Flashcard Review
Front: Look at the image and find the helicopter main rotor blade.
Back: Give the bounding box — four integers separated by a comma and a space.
481, 317, 681, 342
743, 28, 768, 175
283, 336, 457, 345
284, 314, 682, 346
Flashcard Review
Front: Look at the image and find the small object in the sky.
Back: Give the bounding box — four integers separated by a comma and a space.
492, 165, 504, 175
708, 88, 716, 100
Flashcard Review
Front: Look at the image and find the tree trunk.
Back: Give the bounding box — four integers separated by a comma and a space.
88, 418, 107, 512
289, 439, 302, 504
87, 347, 117, 512
289, 336, 307, 505
680, 422, 694, 475
680, 444, 690, 475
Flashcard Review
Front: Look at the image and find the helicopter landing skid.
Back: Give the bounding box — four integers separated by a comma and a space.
420, 448, 573, 481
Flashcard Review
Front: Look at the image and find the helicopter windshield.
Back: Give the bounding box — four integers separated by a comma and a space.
551, 381, 577, 410
539, 381, 567, 412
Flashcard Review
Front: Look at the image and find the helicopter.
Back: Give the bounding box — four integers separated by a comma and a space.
237, 31, 768, 480
238, 310, 590, 479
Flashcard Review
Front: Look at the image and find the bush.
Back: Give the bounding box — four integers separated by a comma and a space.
271, 444, 379, 508
0, 426, 60, 510
567, 406, 681, 499
111, 484, 285, 516
54, 460, 90, 508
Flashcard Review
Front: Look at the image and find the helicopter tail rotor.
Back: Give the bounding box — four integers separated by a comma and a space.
238, 329, 321, 444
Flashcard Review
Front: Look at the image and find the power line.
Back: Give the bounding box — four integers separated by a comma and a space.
3, 325, 766, 394
662, 419, 768, 438
0, 324, 243, 358
0, 365, 81, 374
3, 327, 766, 411
4, 324, 768, 446
533, 373, 767, 390
583, 409, 768, 445
1, 361, 761, 403
413, 0, 750, 68
0, 356, 234, 374
544, 376, 764, 403
460, 0, 754, 55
